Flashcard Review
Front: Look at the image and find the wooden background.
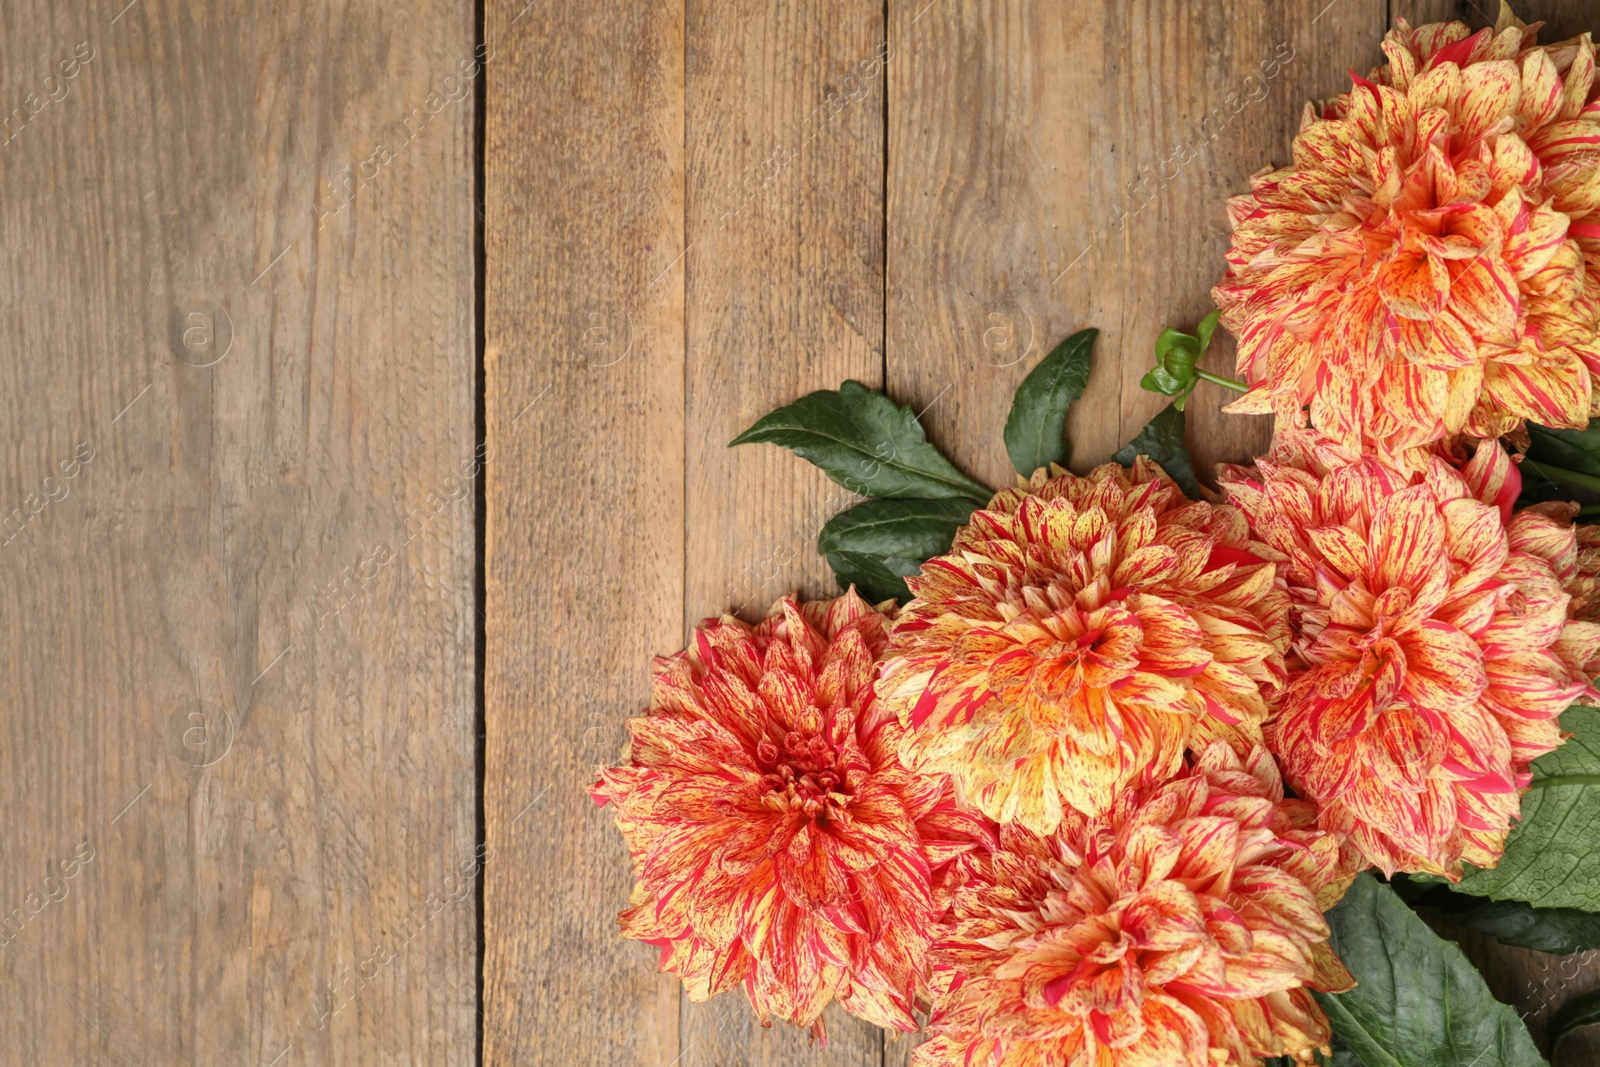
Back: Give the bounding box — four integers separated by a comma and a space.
1, 0, 1596, 1064
1, 0, 480, 1063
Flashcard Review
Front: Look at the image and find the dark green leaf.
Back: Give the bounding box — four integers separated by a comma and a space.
1551, 989, 1600, 1062
816, 497, 977, 604
822, 550, 921, 605
1405, 873, 1450, 888
1315, 873, 1547, 1067
1448, 900, 1600, 955
1387, 873, 1439, 905
1397, 875, 1600, 954
1002, 328, 1096, 476
1520, 424, 1600, 507
731, 380, 990, 501
1452, 706, 1600, 911
1295, 1045, 1359, 1067
817, 497, 975, 560
1525, 423, 1600, 479
1113, 404, 1203, 500
1324, 1041, 1364, 1067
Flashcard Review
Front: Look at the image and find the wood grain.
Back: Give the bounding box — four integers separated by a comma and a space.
1109, 0, 1396, 483
10, 0, 1600, 1065
885, 0, 1385, 490
481, 0, 684, 1064
680, 0, 888, 1062
0, 0, 479, 1064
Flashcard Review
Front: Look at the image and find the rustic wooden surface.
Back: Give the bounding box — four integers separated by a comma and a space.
480, 0, 684, 1064
486, 1, 1600, 1065
488, 0, 1600, 1064
0, 0, 481, 1064
8, 0, 1599, 1064
678, 1, 888, 1063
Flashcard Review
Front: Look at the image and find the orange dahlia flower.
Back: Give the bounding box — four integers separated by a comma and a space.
1220, 437, 1600, 876
877, 460, 1290, 835
592, 591, 993, 1037
1213, 2, 1600, 459
915, 743, 1355, 1067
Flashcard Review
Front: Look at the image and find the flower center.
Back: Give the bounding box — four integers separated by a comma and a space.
998, 599, 1144, 700
756, 731, 850, 819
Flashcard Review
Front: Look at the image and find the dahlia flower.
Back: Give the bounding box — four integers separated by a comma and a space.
592, 591, 993, 1037
1220, 436, 1600, 876
916, 743, 1354, 1067
1510, 501, 1600, 675
1213, 2, 1600, 460
1564, 517, 1600, 622
877, 460, 1290, 835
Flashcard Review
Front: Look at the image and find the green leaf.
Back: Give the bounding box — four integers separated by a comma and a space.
1315, 873, 1548, 1067
1446, 899, 1600, 955
816, 498, 977, 603
1525, 423, 1600, 479
1452, 705, 1600, 911
821, 550, 921, 605
817, 497, 976, 560
1551, 989, 1600, 1062
1002, 328, 1096, 477
1155, 328, 1201, 380
1324, 1043, 1364, 1067
730, 380, 990, 501
1396, 875, 1600, 954
1291, 1045, 1359, 1067
1520, 424, 1600, 507
1113, 404, 1203, 500
1138, 311, 1231, 404
1195, 308, 1221, 353
1140, 365, 1187, 397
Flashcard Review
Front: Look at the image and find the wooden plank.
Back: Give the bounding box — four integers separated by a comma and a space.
679, 1, 888, 1064
886, 0, 1385, 490
0, 0, 479, 1063
481, 0, 685, 1064
479, 0, 1600, 1063
681, 13, 888, 663
1107, 1, 1401, 482
1390, 1, 1472, 26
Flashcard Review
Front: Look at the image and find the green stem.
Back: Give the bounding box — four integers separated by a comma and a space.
1195, 369, 1248, 393
1521, 459, 1600, 495
1579, 504, 1600, 518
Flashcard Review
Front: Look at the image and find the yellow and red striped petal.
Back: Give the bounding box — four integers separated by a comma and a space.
594, 591, 993, 1035
1212, 6, 1600, 457
881, 463, 1288, 834
1222, 432, 1597, 877
915, 745, 1350, 1067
